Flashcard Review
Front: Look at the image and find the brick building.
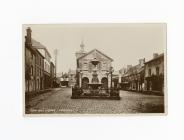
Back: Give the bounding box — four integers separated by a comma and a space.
35, 49, 44, 91
33, 42, 52, 89
25, 27, 36, 93
25, 27, 52, 93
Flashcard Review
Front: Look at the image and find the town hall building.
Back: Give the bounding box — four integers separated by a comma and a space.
75, 42, 113, 89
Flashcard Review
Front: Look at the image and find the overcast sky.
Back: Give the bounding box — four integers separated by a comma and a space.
23, 23, 166, 73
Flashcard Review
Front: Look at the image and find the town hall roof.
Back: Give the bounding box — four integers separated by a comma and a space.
77, 49, 113, 61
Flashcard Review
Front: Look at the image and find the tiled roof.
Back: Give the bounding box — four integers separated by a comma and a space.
31, 38, 51, 58
122, 64, 144, 77
145, 53, 164, 64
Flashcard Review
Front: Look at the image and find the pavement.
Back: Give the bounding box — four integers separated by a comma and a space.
25, 87, 165, 114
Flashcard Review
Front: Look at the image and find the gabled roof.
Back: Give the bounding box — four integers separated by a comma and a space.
145, 53, 164, 64
31, 38, 51, 58
77, 49, 113, 61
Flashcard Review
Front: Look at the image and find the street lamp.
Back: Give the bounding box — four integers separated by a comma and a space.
109, 66, 114, 88
80, 71, 83, 88
77, 68, 81, 86
105, 70, 110, 90
77, 68, 83, 88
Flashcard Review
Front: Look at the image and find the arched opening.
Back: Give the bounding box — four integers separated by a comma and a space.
101, 77, 108, 89
82, 77, 89, 89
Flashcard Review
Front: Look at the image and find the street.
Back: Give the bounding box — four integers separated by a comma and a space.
26, 88, 164, 114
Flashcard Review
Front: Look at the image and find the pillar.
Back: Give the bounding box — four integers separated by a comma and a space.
108, 76, 111, 88
79, 74, 82, 88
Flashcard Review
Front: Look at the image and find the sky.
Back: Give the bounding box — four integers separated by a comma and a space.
23, 23, 166, 73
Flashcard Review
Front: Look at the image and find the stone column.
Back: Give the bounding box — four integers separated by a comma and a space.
118, 74, 121, 83
79, 74, 82, 88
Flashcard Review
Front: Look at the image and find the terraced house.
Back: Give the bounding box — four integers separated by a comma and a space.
121, 58, 145, 92
25, 27, 36, 93
33, 40, 52, 89
144, 53, 164, 94
25, 27, 45, 93
25, 27, 54, 93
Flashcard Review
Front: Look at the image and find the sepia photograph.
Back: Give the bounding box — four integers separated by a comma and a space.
2, 0, 184, 139
23, 23, 166, 115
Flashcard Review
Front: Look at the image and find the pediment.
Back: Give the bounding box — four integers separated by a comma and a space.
78, 49, 113, 62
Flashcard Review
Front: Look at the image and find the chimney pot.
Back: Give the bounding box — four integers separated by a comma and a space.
26, 27, 32, 45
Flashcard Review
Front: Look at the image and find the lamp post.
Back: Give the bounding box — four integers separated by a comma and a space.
77, 69, 83, 88
54, 49, 58, 78
77, 68, 81, 87
80, 71, 83, 88
106, 70, 109, 87
109, 66, 114, 88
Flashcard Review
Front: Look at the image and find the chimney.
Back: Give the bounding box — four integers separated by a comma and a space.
26, 27, 32, 46
153, 53, 159, 59
139, 58, 145, 66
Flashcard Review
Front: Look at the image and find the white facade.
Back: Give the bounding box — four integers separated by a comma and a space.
37, 48, 51, 74
77, 48, 113, 88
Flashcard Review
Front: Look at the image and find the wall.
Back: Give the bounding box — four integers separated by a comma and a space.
145, 57, 164, 77
44, 59, 50, 74
25, 47, 36, 92
35, 52, 44, 91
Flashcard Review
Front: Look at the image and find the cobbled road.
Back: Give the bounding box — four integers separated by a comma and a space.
26, 87, 165, 114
